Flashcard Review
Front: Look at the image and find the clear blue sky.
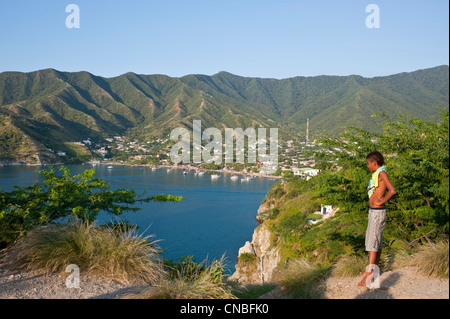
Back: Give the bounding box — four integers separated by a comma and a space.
0, 0, 448, 79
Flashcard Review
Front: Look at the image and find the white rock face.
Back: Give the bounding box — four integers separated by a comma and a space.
238, 241, 255, 256
230, 223, 280, 284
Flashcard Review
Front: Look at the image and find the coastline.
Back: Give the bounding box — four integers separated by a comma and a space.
1, 159, 280, 280
0, 160, 281, 180
87, 161, 282, 180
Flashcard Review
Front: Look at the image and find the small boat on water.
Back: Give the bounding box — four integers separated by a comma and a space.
107, 166, 113, 169
183, 171, 188, 175
197, 171, 205, 176
211, 174, 220, 179
241, 176, 253, 182
230, 175, 239, 181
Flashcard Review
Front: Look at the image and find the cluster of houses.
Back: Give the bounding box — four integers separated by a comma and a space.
50, 133, 328, 181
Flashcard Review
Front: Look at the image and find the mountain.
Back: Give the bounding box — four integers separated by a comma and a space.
0, 65, 448, 163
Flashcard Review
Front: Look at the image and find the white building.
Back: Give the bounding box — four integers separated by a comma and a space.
320, 204, 333, 216
308, 205, 337, 225
292, 167, 320, 180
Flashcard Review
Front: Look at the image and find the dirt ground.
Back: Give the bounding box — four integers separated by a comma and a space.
321, 266, 449, 299
0, 253, 448, 299
0, 257, 147, 299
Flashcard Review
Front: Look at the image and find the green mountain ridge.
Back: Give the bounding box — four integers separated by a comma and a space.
0, 65, 448, 163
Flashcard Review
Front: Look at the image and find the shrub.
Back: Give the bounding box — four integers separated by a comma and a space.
331, 254, 367, 278
238, 253, 257, 263
0, 166, 183, 246
6, 221, 165, 284
408, 240, 449, 278
131, 257, 235, 299
274, 258, 328, 299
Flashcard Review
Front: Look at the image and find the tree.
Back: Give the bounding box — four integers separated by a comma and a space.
317, 110, 449, 251
0, 166, 183, 247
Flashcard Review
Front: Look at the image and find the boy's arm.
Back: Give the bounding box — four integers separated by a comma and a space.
376, 171, 396, 205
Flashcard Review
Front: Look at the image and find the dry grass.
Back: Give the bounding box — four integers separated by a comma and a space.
406, 241, 449, 278
331, 254, 368, 278
7, 221, 166, 284
331, 240, 449, 279
273, 258, 328, 299
130, 258, 236, 299
4, 222, 237, 298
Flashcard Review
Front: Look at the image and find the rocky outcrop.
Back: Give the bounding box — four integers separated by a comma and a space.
0, 151, 62, 166
229, 223, 280, 284
256, 202, 274, 222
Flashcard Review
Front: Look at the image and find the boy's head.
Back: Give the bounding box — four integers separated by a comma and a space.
366, 151, 385, 172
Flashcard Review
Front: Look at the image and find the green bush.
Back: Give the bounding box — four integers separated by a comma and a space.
0, 166, 183, 246
131, 257, 234, 299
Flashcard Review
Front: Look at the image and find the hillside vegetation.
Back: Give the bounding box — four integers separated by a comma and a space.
260, 111, 448, 260
0, 112, 448, 299
1, 66, 448, 162
248, 111, 449, 297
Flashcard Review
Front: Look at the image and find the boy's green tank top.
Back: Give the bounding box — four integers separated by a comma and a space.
367, 166, 386, 198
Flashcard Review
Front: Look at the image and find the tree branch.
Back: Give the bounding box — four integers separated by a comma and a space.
405, 226, 438, 250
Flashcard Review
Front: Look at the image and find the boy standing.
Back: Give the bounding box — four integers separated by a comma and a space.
358, 151, 396, 287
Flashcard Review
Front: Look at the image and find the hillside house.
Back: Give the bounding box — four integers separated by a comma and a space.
293, 167, 320, 180
320, 204, 333, 216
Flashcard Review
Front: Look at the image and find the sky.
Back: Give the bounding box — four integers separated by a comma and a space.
0, 0, 448, 79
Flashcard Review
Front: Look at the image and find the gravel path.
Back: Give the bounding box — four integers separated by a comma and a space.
1, 255, 448, 299
321, 266, 449, 299
0, 258, 147, 299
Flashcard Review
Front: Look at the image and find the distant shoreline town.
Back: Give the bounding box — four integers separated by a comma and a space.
1, 133, 329, 181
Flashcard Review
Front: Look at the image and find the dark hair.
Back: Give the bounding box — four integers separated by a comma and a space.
366, 151, 385, 166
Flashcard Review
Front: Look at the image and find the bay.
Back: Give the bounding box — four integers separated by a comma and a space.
0, 164, 276, 273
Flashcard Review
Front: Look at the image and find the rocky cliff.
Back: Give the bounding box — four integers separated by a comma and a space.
0, 151, 61, 166
229, 222, 280, 284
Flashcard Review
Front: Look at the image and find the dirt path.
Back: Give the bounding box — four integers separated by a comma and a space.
321, 266, 449, 299
0, 260, 146, 299
1, 256, 448, 299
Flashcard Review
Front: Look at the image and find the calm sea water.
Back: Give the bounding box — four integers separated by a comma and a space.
0, 164, 276, 273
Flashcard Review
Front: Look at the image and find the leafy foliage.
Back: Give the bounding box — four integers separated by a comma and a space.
0, 166, 183, 247
320, 111, 449, 249
260, 111, 449, 263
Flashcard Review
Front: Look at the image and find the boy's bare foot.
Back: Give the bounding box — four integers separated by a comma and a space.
357, 270, 374, 287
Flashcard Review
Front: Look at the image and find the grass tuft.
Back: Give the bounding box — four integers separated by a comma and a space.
130, 257, 236, 299
8, 221, 165, 284
274, 258, 328, 299
331, 254, 367, 278
407, 240, 449, 278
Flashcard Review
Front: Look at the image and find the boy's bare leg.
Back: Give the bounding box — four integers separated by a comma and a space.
375, 249, 382, 266
357, 250, 381, 287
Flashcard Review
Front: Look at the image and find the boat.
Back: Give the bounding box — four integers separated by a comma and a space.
211, 174, 220, 179
230, 175, 239, 181
107, 166, 113, 169
183, 171, 187, 175
197, 171, 205, 176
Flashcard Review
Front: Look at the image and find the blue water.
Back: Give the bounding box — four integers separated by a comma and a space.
0, 164, 276, 273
